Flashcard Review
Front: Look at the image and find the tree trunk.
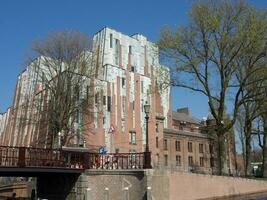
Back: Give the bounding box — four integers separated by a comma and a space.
245, 135, 252, 176
217, 133, 227, 175
263, 115, 267, 177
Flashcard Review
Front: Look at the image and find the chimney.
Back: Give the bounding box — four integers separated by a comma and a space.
177, 107, 190, 115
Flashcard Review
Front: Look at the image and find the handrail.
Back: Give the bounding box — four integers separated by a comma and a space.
0, 146, 151, 170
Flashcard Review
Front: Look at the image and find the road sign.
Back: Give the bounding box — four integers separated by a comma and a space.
99, 146, 106, 154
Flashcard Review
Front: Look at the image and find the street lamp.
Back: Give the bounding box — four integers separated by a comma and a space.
144, 101, 152, 168
144, 102, 150, 152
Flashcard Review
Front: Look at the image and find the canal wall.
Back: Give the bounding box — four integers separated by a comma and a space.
67, 170, 147, 200
71, 169, 267, 200
146, 169, 267, 200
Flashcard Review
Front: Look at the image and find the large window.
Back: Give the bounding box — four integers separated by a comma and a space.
156, 137, 159, 148
175, 141, 181, 151
188, 142, 193, 152
107, 96, 111, 112
129, 132, 136, 144
176, 155, 181, 166
164, 139, 168, 150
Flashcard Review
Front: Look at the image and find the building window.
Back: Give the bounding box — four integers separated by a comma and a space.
141, 81, 144, 93
129, 45, 132, 54
115, 39, 119, 65
95, 93, 99, 104
103, 117, 105, 125
176, 155, 181, 166
156, 137, 159, 148
122, 96, 126, 118
175, 141, 181, 151
188, 156, 193, 166
122, 77, 125, 88
103, 96, 106, 105
164, 139, 168, 150
129, 132, 136, 144
156, 123, 159, 132
188, 142, 193, 152
199, 143, 204, 153
110, 33, 113, 48
200, 157, 204, 167
107, 96, 111, 112
164, 155, 168, 166
132, 101, 135, 110
122, 119, 125, 132
131, 66, 135, 72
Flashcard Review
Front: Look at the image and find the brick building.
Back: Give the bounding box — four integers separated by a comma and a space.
0, 27, 221, 174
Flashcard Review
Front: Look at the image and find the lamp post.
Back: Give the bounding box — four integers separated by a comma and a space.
144, 102, 152, 168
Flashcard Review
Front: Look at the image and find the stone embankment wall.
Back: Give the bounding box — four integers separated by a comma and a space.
68, 170, 147, 200
69, 169, 267, 200
146, 169, 267, 200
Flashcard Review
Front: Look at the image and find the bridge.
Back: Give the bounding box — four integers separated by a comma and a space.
0, 146, 150, 199
0, 146, 149, 173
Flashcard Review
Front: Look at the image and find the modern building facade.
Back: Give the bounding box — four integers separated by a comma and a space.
0, 27, 220, 174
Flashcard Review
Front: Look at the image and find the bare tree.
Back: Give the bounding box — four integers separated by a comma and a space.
27, 30, 98, 148
158, 0, 267, 174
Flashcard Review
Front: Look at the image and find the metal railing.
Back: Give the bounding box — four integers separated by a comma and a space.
0, 146, 150, 170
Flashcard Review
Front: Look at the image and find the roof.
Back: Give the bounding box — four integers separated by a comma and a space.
172, 111, 200, 125
164, 128, 212, 139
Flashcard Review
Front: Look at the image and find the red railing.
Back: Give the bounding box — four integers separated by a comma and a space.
0, 146, 150, 170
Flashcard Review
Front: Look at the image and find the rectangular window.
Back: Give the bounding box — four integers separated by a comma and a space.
164, 139, 168, 150
95, 93, 98, 104
156, 137, 159, 148
156, 123, 159, 132
110, 33, 113, 48
141, 81, 144, 93
175, 141, 181, 151
131, 66, 135, 72
188, 156, 193, 166
103, 96, 106, 105
176, 155, 181, 166
129, 45, 132, 54
188, 142, 193, 152
122, 77, 125, 88
115, 39, 119, 65
129, 132, 136, 144
107, 96, 111, 112
132, 101, 135, 110
199, 144, 204, 153
122, 96, 126, 118
200, 157, 204, 167
164, 155, 168, 166
122, 119, 125, 131
103, 117, 105, 125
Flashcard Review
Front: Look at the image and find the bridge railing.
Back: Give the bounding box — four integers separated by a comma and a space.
0, 146, 150, 170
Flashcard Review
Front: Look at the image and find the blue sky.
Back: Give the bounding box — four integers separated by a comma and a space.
0, 0, 266, 120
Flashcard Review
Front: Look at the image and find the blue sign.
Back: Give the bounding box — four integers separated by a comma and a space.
99, 146, 107, 154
